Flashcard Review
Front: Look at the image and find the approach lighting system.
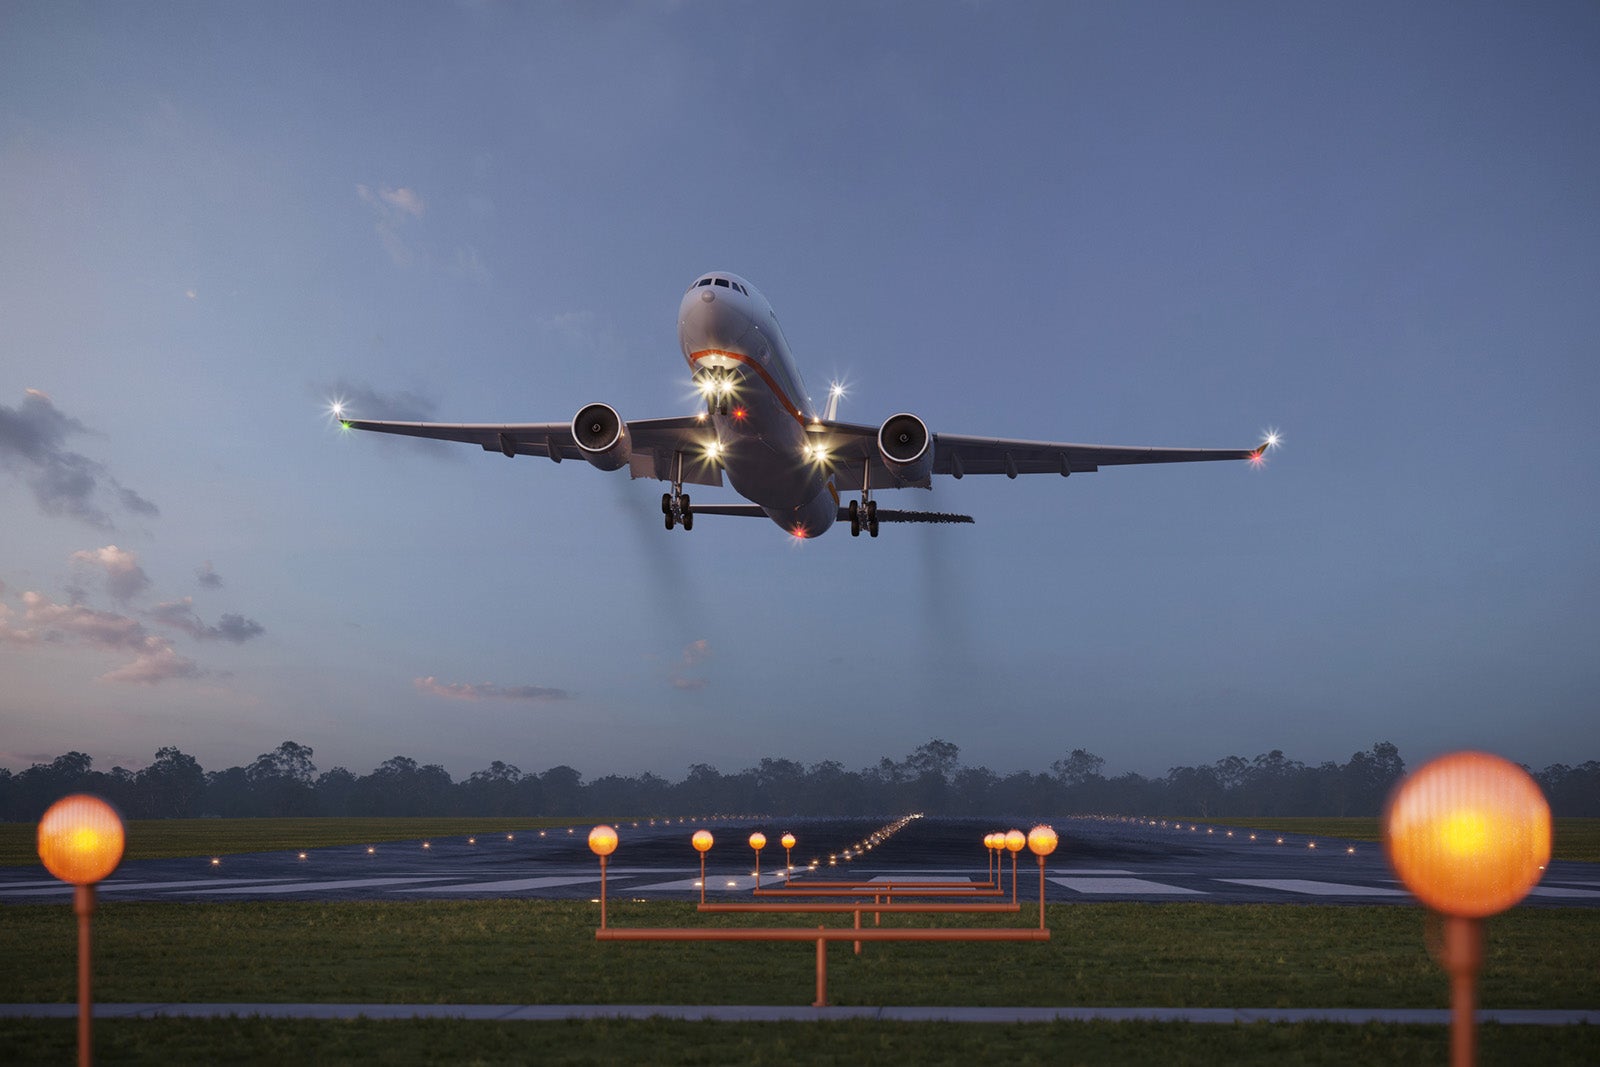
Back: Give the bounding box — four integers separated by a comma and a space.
38, 795, 126, 1067
1385, 751, 1551, 1067
1028, 824, 1059, 930
38, 795, 124, 886
692, 830, 714, 853
589, 825, 619, 929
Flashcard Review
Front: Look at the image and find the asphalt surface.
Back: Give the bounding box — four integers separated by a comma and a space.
4, 815, 1596, 907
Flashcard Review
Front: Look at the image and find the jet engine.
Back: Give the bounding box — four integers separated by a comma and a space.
877, 412, 933, 484
571, 403, 631, 471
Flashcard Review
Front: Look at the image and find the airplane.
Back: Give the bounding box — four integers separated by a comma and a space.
336, 271, 1276, 538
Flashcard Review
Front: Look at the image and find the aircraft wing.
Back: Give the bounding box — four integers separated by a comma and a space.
809, 420, 1267, 491
339, 415, 727, 487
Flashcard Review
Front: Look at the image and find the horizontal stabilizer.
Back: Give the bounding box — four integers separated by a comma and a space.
840, 509, 975, 525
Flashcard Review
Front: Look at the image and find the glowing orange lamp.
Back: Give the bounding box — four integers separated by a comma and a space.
1028, 825, 1059, 930
588, 825, 619, 929
1004, 829, 1026, 904
1385, 751, 1551, 1067
38, 794, 125, 1067
748, 832, 767, 891
692, 829, 714, 904
781, 832, 796, 874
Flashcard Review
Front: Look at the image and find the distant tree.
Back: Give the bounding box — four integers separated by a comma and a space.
247, 742, 318, 816
1051, 749, 1106, 787
135, 747, 206, 818
460, 761, 523, 816
539, 765, 584, 815
204, 766, 253, 817
314, 767, 358, 816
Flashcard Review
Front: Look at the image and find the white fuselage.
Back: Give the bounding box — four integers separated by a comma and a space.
677, 272, 838, 536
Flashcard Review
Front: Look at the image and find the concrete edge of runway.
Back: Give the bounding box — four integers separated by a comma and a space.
1, 1004, 1595, 1025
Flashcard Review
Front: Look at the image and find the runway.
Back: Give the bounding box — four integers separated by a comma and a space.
4, 815, 1595, 906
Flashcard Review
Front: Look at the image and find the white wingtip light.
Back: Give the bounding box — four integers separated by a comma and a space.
823, 381, 846, 421
1249, 428, 1282, 468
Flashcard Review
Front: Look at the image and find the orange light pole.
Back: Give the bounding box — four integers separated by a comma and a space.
692, 830, 714, 904
748, 832, 766, 892
983, 833, 996, 884
1385, 752, 1551, 1067
38, 794, 125, 1067
1028, 825, 1059, 930
588, 825, 619, 929
781, 833, 796, 876
1004, 829, 1026, 905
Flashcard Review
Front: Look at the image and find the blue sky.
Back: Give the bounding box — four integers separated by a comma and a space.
3, 2, 1596, 783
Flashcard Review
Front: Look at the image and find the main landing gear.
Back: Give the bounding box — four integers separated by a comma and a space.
848, 460, 878, 537
663, 452, 692, 531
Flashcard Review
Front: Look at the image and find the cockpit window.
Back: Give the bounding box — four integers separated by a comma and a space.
735, 283, 748, 295
696, 278, 713, 287
713, 278, 730, 288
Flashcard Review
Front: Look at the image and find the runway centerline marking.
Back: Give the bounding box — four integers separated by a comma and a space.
189, 877, 463, 895
1218, 879, 1408, 897
394, 876, 602, 893
1050, 877, 1204, 895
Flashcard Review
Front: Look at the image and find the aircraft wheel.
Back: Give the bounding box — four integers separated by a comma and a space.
848, 500, 860, 537
662, 493, 672, 516
866, 500, 879, 538
664, 512, 675, 531
683, 510, 693, 531
680, 494, 692, 531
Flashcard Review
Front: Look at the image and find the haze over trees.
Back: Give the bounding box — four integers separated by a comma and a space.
1, 739, 1594, 822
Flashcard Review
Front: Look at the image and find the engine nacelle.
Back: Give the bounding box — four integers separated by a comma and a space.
571, 403, 631, 471
877, 412, 933, 484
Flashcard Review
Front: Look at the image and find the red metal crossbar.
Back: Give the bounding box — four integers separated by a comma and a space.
595, 926, 1051, 1006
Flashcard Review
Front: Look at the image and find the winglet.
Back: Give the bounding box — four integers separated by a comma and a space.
1249, 430, 1282, 466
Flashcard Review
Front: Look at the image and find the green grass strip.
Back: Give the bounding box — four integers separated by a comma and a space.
1, 901, 1595, 1010
1, 1017, 1598, 1066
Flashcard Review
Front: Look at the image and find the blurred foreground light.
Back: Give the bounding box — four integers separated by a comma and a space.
781, 833, 796, 850
693, 829, 715, 853
1027, 825, 1059, 857
1004, 829, 1026, 854
38, 795, 124, 885
749, 832, 767, 851
588, 825, 619, 858
1385, 750, 1551, 917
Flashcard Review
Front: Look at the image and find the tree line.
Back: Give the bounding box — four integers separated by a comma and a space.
2, 739, 1595, 822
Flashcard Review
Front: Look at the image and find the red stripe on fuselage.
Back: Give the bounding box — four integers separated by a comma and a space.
688, 349, 808, 426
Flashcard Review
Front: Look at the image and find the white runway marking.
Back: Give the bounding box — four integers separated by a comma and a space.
1219, 879, 1407, 897
623, 877, 707, 892
1050, 877, 1204, 895
868, 875, 972, 883
1528, 885, 1600, 898
1054, 869, 1136, 876
190, 877, 459, 895
0, 878, 295, 897
393, 876, 599, 893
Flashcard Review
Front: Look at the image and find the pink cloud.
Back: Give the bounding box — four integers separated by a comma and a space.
412, 676, 570, 702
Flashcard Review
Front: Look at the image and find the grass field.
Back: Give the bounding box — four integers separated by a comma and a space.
1, 900, 1595, 1009
3, 1017, 1597, 1066
1, 900, 1596, 1063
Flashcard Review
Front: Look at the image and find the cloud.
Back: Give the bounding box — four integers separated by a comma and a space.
101, 642, 205, 685
357, 184, 426, 265
0, 389, 158, 527
413, 676, 571, 702
668, 638, 712, 690
71, 545, 150, 602
149, 598, 265, 643
4, 591, 203, 684
196, 561, 223, 588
